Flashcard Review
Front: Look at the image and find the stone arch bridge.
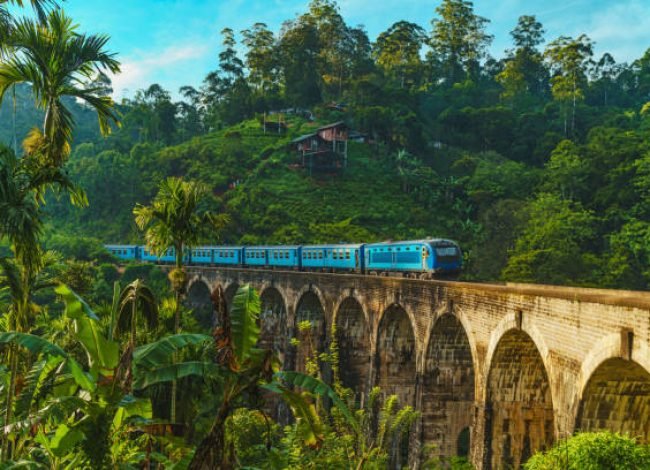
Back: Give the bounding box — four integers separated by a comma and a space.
184, 267, 650, 469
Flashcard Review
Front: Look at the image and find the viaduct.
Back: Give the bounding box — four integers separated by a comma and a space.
184, 267, 650, 469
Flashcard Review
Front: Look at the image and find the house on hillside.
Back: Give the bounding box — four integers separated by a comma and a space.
290, 121, 349, 173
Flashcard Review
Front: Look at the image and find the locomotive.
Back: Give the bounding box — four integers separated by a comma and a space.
105, 238, 462, 278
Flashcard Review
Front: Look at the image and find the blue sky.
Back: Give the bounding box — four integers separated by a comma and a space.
21, 0, 650, 98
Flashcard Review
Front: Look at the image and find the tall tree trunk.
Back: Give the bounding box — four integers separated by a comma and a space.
572, 75, 577, 137
170, 244, 184, 425
188, 399, 232, 470
2, 346, 18, 459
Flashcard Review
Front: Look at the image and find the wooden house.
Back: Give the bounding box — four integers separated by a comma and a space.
290, 121, 349, 173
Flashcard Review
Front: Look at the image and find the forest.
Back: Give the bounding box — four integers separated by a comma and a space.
2, 0, 650, 468
3, 0, 650, 288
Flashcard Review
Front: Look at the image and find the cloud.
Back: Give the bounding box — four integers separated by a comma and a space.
110, 43, 211, 98
585, 0, 650, 62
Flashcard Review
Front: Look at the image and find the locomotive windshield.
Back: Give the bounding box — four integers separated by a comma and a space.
430, 241, 461, 262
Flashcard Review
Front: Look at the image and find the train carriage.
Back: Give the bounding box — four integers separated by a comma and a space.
106, 244, 139, 261
365, 239, 461, 275
141, 246, 188, 264
190, 247, 213, 264
266, 245, 301, 268
243, 247, 268, 267
210, 246, 243, 265
302, 243, 363, 272
301, 246, 328, 270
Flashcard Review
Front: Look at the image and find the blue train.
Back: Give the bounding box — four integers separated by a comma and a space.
105, 239, 462, 278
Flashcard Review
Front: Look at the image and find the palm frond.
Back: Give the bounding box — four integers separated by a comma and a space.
0, 8, 119, 166
114, 279, 159, 339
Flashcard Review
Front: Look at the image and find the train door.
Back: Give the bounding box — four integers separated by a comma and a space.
422, 245, 429, 270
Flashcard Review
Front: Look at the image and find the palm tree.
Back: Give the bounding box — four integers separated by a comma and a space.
113, 279, 158, 391
1, 1, 56, 49
0, 9, 120, 166
133, 177, 228, 422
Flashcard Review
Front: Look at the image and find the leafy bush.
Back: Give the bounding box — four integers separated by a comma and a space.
525, 432, 650, 470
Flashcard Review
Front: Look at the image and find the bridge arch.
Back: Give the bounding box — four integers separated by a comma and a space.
333, 296, 370, 400
224, 281, 240, 308
293, 289, 327, 374
422, 312, 476, 463
485, 326, 555, 469
185, 278, 214, 330
482, 314, 552, 402
576, 334, 650, 442
259, 286, 289, 366
375, 303, 417, 467
375, 303, 417, 406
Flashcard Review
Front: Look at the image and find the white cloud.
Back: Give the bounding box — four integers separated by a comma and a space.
110, 43, 211, 98
585, 1, 650, 62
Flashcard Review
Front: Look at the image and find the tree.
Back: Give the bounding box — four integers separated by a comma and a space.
429, 0, 493, 83
133, 177, 228, 422
374, 21, 426, 89
543, 139, 587, 200
114, 279, 158, 390
0, 10, 120, 166
278, 18, 322, 106
511, 15, 545, 50
497, 15, 548, 103
502, 193, 597, 285
0, 251, 57, 459
544, 34, 594, 137
0, 1, 57, 52
241, 22, 277, 97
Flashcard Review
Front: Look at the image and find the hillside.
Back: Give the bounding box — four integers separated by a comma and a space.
3, 0, 650, 290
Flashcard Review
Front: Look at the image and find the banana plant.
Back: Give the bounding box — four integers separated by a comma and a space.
0, 284, 154, 467
188, 284, 276, 470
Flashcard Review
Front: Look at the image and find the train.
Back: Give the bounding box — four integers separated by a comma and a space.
104, 239, 462, 278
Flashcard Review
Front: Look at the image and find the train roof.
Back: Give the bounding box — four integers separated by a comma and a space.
105, 244, 138, 248
192, 245, 244, 249
245, 245, 301, 249
365, 239, 459, 247
302, 243, 364, 249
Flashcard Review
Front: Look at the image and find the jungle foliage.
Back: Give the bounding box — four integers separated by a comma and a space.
3, 0, 650, 467
3, 0, 650, 288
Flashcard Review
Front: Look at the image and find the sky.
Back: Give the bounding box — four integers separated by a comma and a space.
17, 0, 650, 99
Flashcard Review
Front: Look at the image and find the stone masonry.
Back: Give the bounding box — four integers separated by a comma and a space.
185, 267, 650, 469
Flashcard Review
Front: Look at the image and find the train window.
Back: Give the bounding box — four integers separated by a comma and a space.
345, 251, 350, 259
318, 252, 323, 259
